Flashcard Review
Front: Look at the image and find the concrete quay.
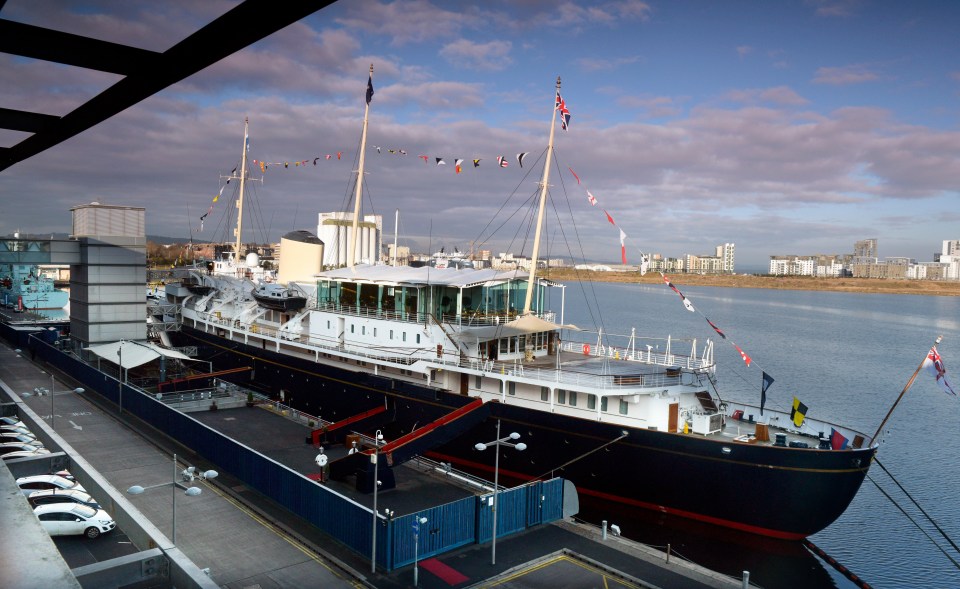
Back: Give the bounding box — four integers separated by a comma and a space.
0, 340, 750, 589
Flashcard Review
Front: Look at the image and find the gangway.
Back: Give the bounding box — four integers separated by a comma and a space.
309, 405, 387, 446
328, 399, 491, 492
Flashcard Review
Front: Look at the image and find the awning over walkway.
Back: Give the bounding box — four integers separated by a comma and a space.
86, 340, 195, 370
453, 313, 580, 341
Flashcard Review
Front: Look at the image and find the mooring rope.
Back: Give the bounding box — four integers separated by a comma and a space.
867, 463, 960, 570
874, 457, 960, 557
803, 539, 873, 589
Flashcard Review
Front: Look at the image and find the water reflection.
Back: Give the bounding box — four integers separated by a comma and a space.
577, 494, 849, 589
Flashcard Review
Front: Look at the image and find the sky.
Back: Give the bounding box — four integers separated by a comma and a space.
2, 0, 959, 271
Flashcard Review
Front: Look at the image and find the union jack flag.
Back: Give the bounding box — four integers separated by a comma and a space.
925, 346, 957, 396
555, 90, 571, 131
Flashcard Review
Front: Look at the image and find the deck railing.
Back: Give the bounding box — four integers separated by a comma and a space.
187, 307, 712, 392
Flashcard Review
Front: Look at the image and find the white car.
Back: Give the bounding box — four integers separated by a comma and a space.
0, 416, 22, 426
0, 442, 45, 454
17, 474, 86, 496
0, 424, 34, 436
34, 504, 116, 538
28, 488, 101, 510
0, 433, 41, 446
2, 449, 51, 460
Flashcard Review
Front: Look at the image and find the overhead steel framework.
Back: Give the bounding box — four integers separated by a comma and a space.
0, 0, 333, 172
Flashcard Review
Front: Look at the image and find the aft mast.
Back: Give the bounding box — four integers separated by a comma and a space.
234, 117, 250, 266
522, 76, 562, 316
348, 65, 374, 269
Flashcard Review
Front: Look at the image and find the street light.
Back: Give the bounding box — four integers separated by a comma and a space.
475, 419, 526, 565
117, 341, 123, 415
370, 429, 385, 573
412, 515, 428, 587
46, 373, 84, 430
127, 453, 218, 544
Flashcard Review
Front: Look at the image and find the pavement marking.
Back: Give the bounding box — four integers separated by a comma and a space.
200, 479, 366, 587
482, 554, 644, 589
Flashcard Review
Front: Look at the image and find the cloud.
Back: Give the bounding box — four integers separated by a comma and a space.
724, 86, 809, 106
439, 39, 513, 71
806, 0, 864, 18
736, 45, 753, 59
574, 55, 643, 72
813, 64, 882, 85
333, 0, 480, 46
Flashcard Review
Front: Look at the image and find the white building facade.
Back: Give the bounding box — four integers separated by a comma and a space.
317, 212, 382, 268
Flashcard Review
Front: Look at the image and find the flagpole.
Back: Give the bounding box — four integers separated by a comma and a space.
522, 76, 561, 316
348, 64, 373, 270
871, 335, 942, 444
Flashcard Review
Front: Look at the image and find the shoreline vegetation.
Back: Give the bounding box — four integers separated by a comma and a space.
540, 268, 960, 297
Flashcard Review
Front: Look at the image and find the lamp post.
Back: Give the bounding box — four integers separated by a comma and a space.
127, 453, 218, 544
117, 341, 123, 415
412, 515, 428, 587
48, 373, 84, 430
475, 419, 526, 565
370, 429, 384, 573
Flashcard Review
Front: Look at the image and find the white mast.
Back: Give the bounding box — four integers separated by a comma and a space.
348, 64, 373, 269
234, 117, 249, 269
522, 76, 561, 316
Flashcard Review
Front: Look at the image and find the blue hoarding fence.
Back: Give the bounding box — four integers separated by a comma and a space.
25, 335, 567, 572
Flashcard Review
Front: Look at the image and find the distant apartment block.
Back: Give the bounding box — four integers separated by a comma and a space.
648, 253, 684, 273
853, 238, 878, 261
771, 238, 960, 281
769, 254, 852, 277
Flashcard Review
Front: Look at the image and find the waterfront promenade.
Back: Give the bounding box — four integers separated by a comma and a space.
0, 341, 750, 589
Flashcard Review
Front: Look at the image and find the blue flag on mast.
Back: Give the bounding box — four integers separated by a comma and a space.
761, 372, 774, 415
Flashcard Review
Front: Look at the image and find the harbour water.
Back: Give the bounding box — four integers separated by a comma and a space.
556, 280, 960, 589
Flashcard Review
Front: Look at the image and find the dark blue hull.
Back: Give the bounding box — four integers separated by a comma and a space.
177, 326, 874, 539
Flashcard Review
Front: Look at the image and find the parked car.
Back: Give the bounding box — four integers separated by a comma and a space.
0, 424, 34, 436
17, 474, 86, 496
28, 489, 100, 510
34, 504, 115, 538
0, 442, 45, 454
0, 416, 22, 426
0, 433, 41, 446
2, 449, 51, 460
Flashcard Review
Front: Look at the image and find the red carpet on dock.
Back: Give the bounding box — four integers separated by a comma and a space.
420, 558, 469, 585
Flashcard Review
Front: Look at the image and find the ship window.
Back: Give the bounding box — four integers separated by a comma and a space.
374, 328, 377, 337
569, 391, 577, 407
390, 330, 394, 340
476, 375, 482, 389
541, 387, 549, 401
351, 324, 355, 333
362, 326, 366, 335
327, 320, 331, 329
557, 389, 566, 404
601, 397, 608, 412
508, 382, 516, 396
587, 394, 596, 410
403, 332, 407, 342
416, 334, 421, 344
619, 399, 628, 415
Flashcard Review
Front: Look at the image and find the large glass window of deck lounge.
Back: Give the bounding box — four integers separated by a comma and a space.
316, 280, 419, 320
480, 281, 528, 317
496, 332, 548, 355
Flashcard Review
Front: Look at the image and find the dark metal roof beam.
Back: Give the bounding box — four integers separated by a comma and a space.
0, 19, 161, 75
0, 107, 60, 133
0, 0, 333, 173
